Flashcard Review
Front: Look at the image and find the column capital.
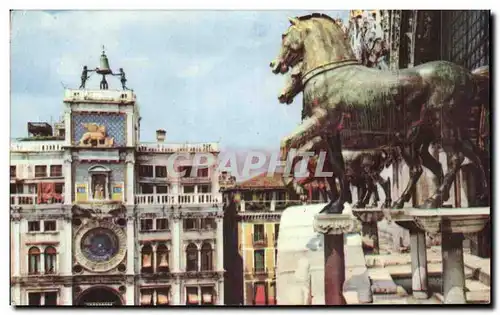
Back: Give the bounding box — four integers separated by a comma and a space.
172, 212, 182, 221
313, 213, 361, 235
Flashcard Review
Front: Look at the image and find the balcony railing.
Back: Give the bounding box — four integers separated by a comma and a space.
10, 194, 64, 206
135, 193, 220, 206
137, 142, 219, 153
10, 141, 64, 152
239, 199, 321, 212
252, 233, 267, 246
135, 194, 176, 205
178, 193, 214, 205
252, 267, 268, 275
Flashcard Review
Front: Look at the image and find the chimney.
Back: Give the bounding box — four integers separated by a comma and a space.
156, 129, 166, 143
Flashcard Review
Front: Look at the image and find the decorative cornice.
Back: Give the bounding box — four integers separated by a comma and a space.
313, 213, 361, 235
238, 212, 282, 222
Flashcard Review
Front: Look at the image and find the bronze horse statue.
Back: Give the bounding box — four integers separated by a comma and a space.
270, 14, 489, 214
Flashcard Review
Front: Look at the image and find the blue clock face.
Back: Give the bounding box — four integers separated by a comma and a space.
81, 228, 119, 262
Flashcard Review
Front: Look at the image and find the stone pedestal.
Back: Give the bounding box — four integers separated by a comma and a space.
384, 209, 429, 299
313, 214, 361, 305
352, 209, 385, 255
406, 208, 490, 304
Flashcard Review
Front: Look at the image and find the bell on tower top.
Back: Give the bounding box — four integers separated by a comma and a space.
96, 47, 112, 75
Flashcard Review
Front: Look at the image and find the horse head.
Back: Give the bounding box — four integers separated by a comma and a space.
270, 17, 307, 75
270, 14, 355, 76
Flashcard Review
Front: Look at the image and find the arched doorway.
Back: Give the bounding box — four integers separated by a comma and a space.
76, 286, 123, 306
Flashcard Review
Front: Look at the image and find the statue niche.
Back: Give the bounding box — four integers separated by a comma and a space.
79, 123, 115, 147
88, 165, 111, 201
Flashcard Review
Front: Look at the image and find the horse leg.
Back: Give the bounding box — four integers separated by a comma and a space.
320, 133, 348, 214
392, 140, 424, 209
361, 181, 375, 208
417, 129, 446, 200
370, 178, 380, 208
353, 182, 367, 209
373, 174, 391, 208
420, 144, 465, 209
458, 138, 489, 204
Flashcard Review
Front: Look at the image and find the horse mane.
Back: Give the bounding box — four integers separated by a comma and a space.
297, 13, 337, 23
296, 13, 343, 31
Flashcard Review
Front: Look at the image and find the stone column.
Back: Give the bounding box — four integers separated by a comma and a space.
405, 208, 490, 304
218, 279, 225, 305
313, 214, 361, 305
211, 164, 220, 198
172, 214, 181, 272
12, 217, 21, 306
12, 285, 21, 305
393, 219, 429, 299
62, 217, 73, 275
441, 230, 466, 304
12, 218, 21, 277
62, 285, 73, 305
410, 230, 429, 299
126, 279, 135, 305
127, 215, 135, 275
125, 153, 135, 205
63, 153, 72, 205
126, 113, 134, 147
64, 110, 71, 147
171, 278, 181, 305
216, 214, 224, 271
352, 209, 384, 255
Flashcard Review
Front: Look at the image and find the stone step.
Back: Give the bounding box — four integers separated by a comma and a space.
368, 268, 398, 294
463, 254, 490, 286
465, 279, 490, 292
372, 294, 410, 304
386, 263, 474, 279
365, 248, 442, 268
433, 291, 490, 304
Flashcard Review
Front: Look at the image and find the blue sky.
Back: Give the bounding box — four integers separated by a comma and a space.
11, 10, 348, 150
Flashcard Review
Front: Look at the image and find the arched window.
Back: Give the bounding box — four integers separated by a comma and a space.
156, 244, 169, 272
200, 243, 213, 271
141, 245, 153, 273
44, 246, 57, 274
186, 243, 198, 272
28, 247, 40, 274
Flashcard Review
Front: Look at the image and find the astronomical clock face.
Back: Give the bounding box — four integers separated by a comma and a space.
81, 228, 119, 262
74, 220, 127, 272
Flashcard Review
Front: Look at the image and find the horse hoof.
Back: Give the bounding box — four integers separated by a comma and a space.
319, 202, 344, 214
353, 203, 365, 209
371, 202, 379, 208
418, 197, 441, 209
382, 201, 392, 209
391, 201, 404, 209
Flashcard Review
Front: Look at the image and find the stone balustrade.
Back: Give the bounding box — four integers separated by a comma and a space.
137, 142, 219, 153
135, 193, 220, 206
10, 141, 64, 152
10, 194, 64, 206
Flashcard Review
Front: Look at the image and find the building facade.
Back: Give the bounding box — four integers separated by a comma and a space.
10, 52, 224, 306
222, 172, 327, 305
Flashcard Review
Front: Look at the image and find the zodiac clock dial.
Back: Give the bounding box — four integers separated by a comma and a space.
81, 228, 119, 262
74, 220, 127, 272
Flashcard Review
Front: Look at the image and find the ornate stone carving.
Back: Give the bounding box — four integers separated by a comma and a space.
313, 214, 361, 235
352, 209, 385, 223
79, 123, 114, 147
125, 152, 135, 164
